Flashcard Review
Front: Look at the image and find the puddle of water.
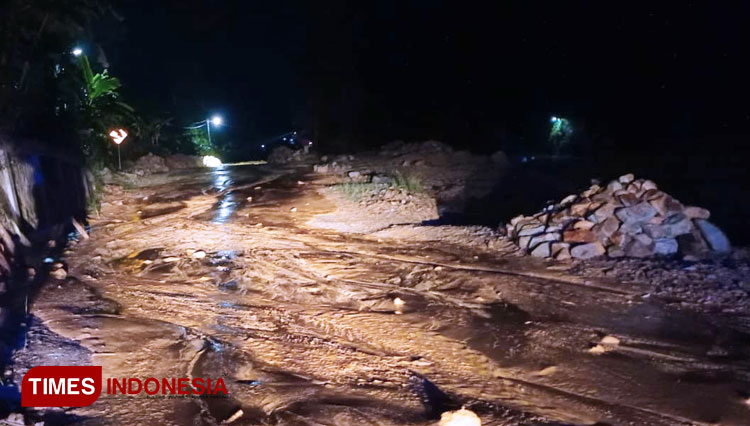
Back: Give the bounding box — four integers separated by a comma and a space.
418, 300, 531, 365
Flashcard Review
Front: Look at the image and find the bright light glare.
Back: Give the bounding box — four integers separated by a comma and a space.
261, 144, 265, 148
211, 115, 223, 126
551, 116, 557, 122
439, 408, 482, 426
202, 155, 222, 167
72, 47, 83, 56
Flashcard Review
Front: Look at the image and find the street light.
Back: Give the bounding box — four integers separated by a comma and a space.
205, 115, 223, 146
72, 47, 83, 56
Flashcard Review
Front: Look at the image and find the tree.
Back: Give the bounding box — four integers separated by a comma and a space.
72, 51, 135, 167
0, 0, 111, 133
185, 127, 215, 156
136, 116, 174, 146
549, 116, 573, 155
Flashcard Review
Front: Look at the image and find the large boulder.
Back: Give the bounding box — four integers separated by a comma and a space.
695, 220, 731, 253
571, 242, 606, 259
615, 202, 657, 224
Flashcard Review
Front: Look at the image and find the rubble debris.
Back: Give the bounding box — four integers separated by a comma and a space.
131, 153, 169, 175
312, 140, 507, 214
568, 252, 750, 314
506, 174, 731, 260
268, 146, 318, 165
164, 154, 203, 169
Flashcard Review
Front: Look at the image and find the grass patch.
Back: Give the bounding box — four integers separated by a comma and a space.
392, 172, 424, 193
332, 172, 425, 201
333, 182, 388, 200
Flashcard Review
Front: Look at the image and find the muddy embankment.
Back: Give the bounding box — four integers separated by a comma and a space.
0, 135, 91, 412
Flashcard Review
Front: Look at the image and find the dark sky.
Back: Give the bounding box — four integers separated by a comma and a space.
105, 1, 750, 155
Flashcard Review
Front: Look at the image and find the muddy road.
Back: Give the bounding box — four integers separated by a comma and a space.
10, 164, 750, 425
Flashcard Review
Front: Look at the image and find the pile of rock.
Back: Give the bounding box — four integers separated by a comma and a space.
268, 146, 317, 165
506, 174, 731, 260
164, 154, 203, 170
113, 154, 205, 179
378, 140, 454, 157
312, 154, 355, 175
131, 153, 169, 175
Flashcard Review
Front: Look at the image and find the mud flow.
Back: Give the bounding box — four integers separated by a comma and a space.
10, 164, 750, 425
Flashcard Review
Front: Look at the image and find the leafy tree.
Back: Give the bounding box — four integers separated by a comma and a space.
185, 127, 215, 156
135, 116, 174, 146
72, 51, 135, 168
549, 117, 573, 155
0, 0, 111, 133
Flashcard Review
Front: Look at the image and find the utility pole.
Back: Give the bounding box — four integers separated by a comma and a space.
206, 119, 212, 146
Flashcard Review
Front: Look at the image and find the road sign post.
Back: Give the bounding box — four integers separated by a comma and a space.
108, 129, 128, 170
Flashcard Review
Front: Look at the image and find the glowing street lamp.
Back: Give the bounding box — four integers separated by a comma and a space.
205, 115, 223, 146
72, 47, 83, 56
109, 128, 128, 170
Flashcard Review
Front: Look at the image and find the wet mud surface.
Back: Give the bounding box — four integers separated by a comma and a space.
9, 164, 750, 425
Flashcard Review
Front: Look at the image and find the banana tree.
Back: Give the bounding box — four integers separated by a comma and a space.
76, 53, 132, 111
74, 51, 135, 167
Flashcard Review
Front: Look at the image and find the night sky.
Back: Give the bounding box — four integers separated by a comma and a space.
102, 1, 750, 157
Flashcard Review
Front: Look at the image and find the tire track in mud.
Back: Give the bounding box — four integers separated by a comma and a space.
72, 264, 720, 425
14, 165, 750, 425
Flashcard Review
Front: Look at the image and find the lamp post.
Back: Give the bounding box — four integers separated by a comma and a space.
205, 115, 223, 145
185, 116, 223, 164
